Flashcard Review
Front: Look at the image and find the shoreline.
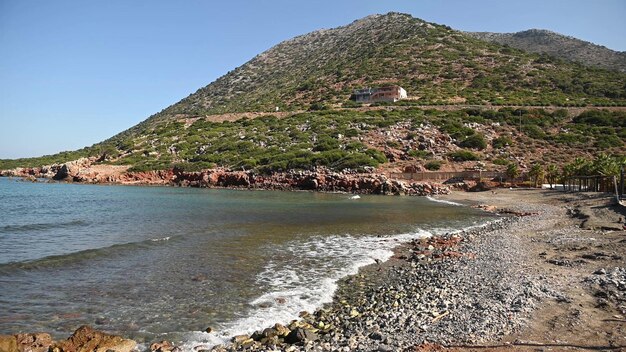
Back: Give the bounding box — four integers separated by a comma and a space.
2, 189, 624, 352
0, 166, 451, 197
201, 189, 626, 351
200, 210, 534, 352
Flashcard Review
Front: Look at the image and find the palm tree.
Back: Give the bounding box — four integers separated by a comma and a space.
592, 153, 620, 177
546, 164, 559, 189
506, 163, 520, 183
528, 163, 545, 188
571, 157, 592, 176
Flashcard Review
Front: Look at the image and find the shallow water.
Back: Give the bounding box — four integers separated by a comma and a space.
0, 177, 494, 347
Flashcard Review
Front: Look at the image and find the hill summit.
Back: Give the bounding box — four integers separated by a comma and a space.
145, 12, 624, 123
1, 12, 625, 180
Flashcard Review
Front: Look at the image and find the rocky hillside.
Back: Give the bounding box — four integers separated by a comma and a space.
2, 13, 625, 176
142, 13, 625, 122
468, 29, 626, 73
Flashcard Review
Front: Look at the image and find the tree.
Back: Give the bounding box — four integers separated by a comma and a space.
528, 163, 545, 188
592, 153, 620, 176
506, 163, 520, 182
546, 164, 559, 189
570, 157, 592, 176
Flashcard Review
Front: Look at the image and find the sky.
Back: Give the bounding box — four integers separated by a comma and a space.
1, 0, 625, 159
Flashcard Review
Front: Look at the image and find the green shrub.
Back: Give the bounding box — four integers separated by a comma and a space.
342, 100, 362, 108
313, 136, 340, 151
459, 134, 487, 150
448, 150, 480, 161
524, 125, 547, 139
408, 150, 431, 159
424, 160, 442, 170
386, 140, 401, 148
492, 136, 513, 148
309, 102, 328, 111
365, 149, 387, 164
492, 158, 509, 166
594, 134, 623, 149
172, 162, 215, 172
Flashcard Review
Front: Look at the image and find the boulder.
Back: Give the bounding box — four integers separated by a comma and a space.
150, 340, 175, 352
16, 333, 52, 352
273, 323, 291, 337
52, 326, 136, 352
52, 164, 71, 180
0, 335, 17, 352
468, 181, 492, 192
284, 328, 318, 344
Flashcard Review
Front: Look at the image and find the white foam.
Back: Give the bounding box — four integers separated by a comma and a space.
178, 215, 503, 351
150, 236, 170, 242
349, 195, 361, 200
426, 196, 464, 206
180, 229, 432, 351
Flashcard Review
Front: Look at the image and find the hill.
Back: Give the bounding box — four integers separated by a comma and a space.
144, 13, 625, 121
468, 29, 626, 73
1, 13, 625, 179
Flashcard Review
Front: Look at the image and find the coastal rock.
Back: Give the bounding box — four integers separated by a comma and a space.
150, 340, 175, 352
285, 328, 318, 344
230, 335, 250, 345
52, 164, 72, 180
273, 323, 291, 337
52, 325, 136, 352
3, 160, 450, 197
0, 333, 53, 352
15, 333, 53, 352
468, 181, 492, 192
52, 158, 95, 181
0, 335, 17, 352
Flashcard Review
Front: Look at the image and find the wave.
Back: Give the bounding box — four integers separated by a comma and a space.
426, 196, 464, 206
0, 220, 89, 234
0, 235, 178, 274
150, 236, 171, 242
180, 229, 433, 350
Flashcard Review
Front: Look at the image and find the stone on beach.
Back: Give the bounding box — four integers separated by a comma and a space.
52, 326, 136, 352
0, 333, 53, 352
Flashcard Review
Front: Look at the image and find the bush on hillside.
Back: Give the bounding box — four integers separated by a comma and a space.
448, 150, 479, 161
459, 134, 487, 150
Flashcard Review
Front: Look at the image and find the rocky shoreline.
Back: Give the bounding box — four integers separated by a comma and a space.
0, 158, 449, 196
195, 208, 558, 352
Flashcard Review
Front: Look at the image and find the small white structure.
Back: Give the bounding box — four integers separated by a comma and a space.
352, 86, 408, 103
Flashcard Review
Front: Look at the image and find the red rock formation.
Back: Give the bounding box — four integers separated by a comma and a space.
1, 159, 449, 196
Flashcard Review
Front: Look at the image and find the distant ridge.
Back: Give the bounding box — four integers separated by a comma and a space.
468, 29, 626, 72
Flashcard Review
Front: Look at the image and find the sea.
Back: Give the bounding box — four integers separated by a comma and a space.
0, 177, 495, 349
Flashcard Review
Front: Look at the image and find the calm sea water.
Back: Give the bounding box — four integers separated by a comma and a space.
0, 177, 494, 348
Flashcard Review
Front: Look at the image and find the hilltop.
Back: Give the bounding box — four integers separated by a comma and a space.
1, 13, 625, 180
143, 13, 624, 121
468, 29, 626, 73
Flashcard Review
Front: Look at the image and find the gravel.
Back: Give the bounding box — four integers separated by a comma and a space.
204, 204, 561, 352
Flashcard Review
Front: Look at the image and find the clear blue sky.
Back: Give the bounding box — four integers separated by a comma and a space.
1, 0, 625, 159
